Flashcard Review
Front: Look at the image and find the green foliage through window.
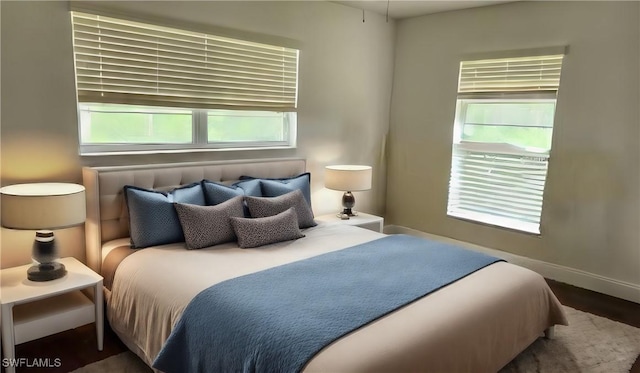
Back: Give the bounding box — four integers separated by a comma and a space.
208, 111, 285, 143
80, 107, 192, 144
78, 104, 293, 152
459, 100, 555, 151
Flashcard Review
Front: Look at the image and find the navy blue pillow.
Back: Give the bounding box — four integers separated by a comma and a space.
201, 179, 262, 205
201, 181, 243, 206
201, 179, 262, 217
235, 179, 262, 197
240, 173, 312, 208
124, 183, 205, 249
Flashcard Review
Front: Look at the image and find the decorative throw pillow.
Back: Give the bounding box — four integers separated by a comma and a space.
202, 179, 262, 217
230, 208, 305, 249
173, 196, 244, 249
244, 189, 316, 229
240, 173, 312, 208
233, 178, 262, 197
201, 179, 261, 205
201, 180, 242, 205
124, 183, 205, 249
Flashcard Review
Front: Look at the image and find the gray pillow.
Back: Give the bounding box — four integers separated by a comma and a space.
245, 189, 316, 229
230, 208, 305, 249
174, 196, 244, 249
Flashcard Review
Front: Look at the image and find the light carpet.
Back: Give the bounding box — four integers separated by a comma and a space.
501, 306, 640, 373
71, 306, 640, 373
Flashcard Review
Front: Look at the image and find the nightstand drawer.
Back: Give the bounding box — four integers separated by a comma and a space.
13, 291, 95, 344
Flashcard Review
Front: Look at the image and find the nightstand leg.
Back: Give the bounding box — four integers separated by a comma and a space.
2, 304, 16, 373
95, 281, 104, 351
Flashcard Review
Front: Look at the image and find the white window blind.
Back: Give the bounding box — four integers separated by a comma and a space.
447, 52, 565, 234
458, 55, 563, 96
71, 11, 299, 111
448, 143, 549, 233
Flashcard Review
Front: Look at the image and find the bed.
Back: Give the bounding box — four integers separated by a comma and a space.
82, 158, 567, 373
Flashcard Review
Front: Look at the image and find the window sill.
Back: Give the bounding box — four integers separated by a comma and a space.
80, 145, 296, 157
447, 210, 541, 236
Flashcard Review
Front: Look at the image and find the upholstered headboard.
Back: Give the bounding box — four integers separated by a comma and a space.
82, 158, 306, 273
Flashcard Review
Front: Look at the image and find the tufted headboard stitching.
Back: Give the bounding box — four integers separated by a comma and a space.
82, 158, 306, 273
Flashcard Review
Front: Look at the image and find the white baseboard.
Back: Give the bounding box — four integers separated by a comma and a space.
384, 225, 640, 304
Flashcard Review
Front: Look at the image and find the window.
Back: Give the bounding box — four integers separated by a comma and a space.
447, 52, 565, 234
70, 11, 299, 154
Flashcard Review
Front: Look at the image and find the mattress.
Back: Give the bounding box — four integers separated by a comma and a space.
105, 223, 567, 372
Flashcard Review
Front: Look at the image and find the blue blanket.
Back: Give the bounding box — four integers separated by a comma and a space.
153, 234, 502, 373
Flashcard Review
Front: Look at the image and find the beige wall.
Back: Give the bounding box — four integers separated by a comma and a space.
387, 1, 640, 286
0, 1, 395, 267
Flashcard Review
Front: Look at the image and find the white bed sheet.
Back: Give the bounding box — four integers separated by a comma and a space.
106, 224, 567, 372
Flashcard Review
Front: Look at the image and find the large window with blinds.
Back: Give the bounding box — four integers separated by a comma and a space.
446, 51, 565, 234
70, 11, 299, 154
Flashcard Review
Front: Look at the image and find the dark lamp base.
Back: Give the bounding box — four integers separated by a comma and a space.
27, 262, 67, 282
337, 208, 358, 220
338, 191, 358, 219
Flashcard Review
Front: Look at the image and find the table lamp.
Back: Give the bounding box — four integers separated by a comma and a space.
325, 165, 372, 219
0, 183, 86, 281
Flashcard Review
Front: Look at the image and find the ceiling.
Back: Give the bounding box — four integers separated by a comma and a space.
333, 0, 516, 19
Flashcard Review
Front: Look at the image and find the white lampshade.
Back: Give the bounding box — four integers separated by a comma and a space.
325, 165, 372, 192
0, 183, 86, 230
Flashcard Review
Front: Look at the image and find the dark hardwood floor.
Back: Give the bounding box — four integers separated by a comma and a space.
2, 318, 129, 373
3, 280, 639, 373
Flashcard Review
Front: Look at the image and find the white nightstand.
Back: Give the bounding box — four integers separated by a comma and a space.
315, 212, 384, 233
0, 257, 103, 373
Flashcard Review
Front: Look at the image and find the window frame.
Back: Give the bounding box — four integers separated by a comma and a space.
446, 48, 565, 236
